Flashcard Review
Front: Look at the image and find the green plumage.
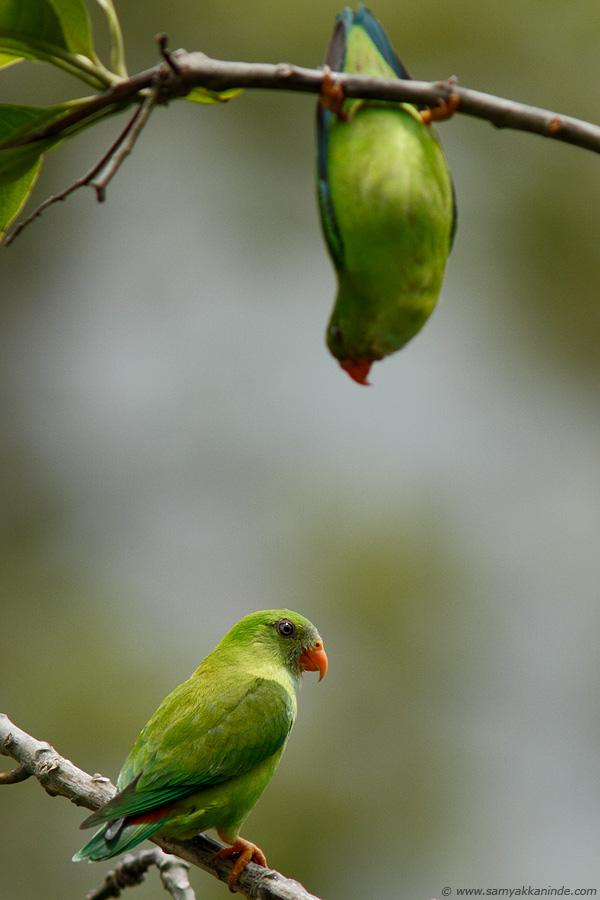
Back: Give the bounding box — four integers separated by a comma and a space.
73, 610, 325, 864
317, 5, 456, 383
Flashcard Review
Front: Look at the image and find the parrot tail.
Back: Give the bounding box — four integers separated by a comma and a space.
72, 817, 167, 862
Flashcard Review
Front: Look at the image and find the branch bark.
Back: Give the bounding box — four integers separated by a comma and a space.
0, 713, 323, 900
2, 46, 600, 155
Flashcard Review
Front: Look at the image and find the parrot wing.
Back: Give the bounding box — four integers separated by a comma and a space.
80, 676, 294, 829
317, 5, 411, 272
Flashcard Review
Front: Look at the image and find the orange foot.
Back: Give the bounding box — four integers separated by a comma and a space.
215, 835, 268, 891
319, 66, 348, 121
421, 91, 460, 125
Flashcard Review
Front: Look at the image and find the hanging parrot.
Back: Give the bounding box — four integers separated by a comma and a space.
73, 609, 327, 889
317, 5, 457, 384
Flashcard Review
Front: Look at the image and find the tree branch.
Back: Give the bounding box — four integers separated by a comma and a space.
1, 44, 600, 155
4, 42, 597, 246
85, 848, 194, 900
0, 713, 323, 900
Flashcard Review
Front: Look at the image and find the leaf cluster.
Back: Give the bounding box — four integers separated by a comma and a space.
0, 0, 130, 235
0, 0, 240, 240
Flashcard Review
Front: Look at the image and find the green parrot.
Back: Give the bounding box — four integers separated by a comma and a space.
317, 5, 457, 384
73, 610, 327, 888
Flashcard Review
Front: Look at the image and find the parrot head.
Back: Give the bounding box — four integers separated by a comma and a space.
327, 318, 377, 385
220, 609, 328, 682
326, 272, 436, 385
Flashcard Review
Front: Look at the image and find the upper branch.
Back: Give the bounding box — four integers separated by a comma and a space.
2, 47, 600, 155
0, 713, 323, 900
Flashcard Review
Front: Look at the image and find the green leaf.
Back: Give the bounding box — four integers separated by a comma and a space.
0, 0, 95, 59
0, 50, 21, 68
0, 102, 74, 238
0, 161, 42, 239
0, 0, 114, 87
46, 0, 99, 58
184, 86, 244, 105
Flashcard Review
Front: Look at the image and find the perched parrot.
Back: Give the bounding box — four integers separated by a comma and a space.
73, 610, 327, 889
317, 5, 457, 384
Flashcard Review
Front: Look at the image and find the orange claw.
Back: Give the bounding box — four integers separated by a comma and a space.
319, 66, 348, 121
420, 91, 460, 125
215, 835, 268, 891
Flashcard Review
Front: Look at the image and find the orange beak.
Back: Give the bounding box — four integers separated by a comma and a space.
298, 640, 328, 682
339, 358, 372, 385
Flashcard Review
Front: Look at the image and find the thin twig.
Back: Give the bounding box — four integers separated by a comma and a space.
90, 74, 162, 201
3, 103, 147, 246
0, 714, 323, 900
3, 71, 164, 244
157, 33, 181, 75
0, 762, 31, 783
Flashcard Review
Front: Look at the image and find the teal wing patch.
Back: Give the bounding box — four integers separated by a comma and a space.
354, 6, 411, 80
317, 105, 345, 271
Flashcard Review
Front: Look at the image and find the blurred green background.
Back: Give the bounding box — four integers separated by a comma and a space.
2, 1, 600, 898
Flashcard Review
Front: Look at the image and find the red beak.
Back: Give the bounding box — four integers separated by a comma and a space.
298, 640, 328, 681
339, 358, 372, 385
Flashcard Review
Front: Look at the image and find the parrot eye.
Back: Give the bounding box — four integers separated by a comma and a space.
276, 619, 296, 638
329, 324, 343, 347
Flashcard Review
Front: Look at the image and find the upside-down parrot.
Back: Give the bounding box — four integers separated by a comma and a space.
73, 610, 327, 889
317, 5, 457, 384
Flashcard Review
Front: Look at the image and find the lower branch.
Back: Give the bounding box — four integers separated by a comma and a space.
0, 713, 323, 900
86, 848, 194, 900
